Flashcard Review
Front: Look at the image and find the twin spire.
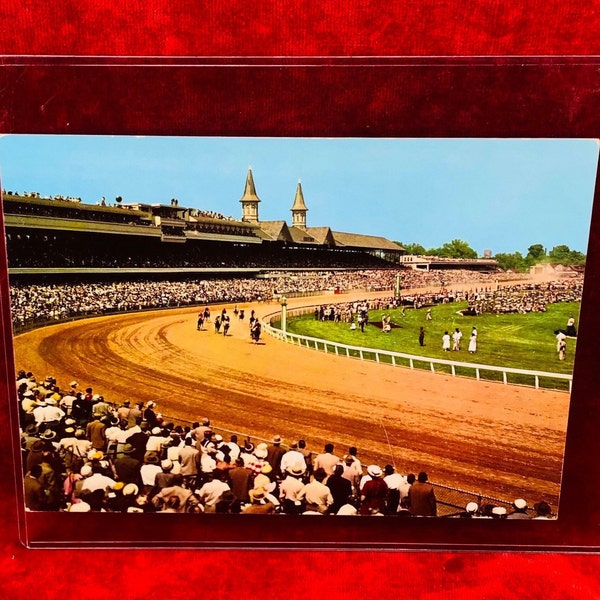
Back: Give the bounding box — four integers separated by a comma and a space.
240, 168, 308, 228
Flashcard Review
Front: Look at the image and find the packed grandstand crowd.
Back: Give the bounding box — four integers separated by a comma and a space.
6, 232, 392, 269
465, 279, 585, 315
18, 371, 555, 518
9, 268, 533, 328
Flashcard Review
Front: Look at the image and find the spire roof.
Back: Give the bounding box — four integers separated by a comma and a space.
290, 181, 308, 212
239, 168, 261, 203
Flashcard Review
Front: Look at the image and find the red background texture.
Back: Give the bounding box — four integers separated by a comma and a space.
2, 2, 600, 598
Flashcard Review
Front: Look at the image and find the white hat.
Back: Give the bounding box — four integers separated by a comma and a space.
80, 464, 93, 477
69, 501, 91, 512
367, 465, 382, 478
123, 483, 139, 496
151, 427, 162, 435
254, 447, 268, 459
337, 504, 358, 516
492, 506, 507, 516
466, 502, 479, 513
514, 498, 527, 510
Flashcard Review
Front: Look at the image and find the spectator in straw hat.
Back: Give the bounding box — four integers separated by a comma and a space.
266, 434, 286, 476
140, 452, 162, 493
155, 459, 178, 490
239, 440, 256, 467
279, 463, 306, 514
249, 443, 269, 476
359, 465, 388, 515
242, 486, 276, 514
507, 498, 531, 519
342, 454, 361, 495
279, 441, 306, 476
80, 462, 116, 495
456, 501, 479, 518
491, 506, 507, 519
113, 444, 142, 485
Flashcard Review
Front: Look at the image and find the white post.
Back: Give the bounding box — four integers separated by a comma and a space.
281, 296, 288, 333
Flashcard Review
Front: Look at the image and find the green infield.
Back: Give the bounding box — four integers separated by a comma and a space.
281, 301, 579, 390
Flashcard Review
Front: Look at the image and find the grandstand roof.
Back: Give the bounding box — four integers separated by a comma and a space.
239, 168, 261, 203
288, 226, 319, 245
256, 220, 294, 242
306, 226, 335, 245
332, 231, 404, 252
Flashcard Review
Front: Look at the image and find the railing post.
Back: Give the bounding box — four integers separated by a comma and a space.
376, 352, 380, 363
359, 350, 363, 360
392, 355, 396, 366
430, 362, 435, 373
535, 375, 539, 389
451, 365, 455, 376
476, 368, 480, 381
503, 372, 507, 384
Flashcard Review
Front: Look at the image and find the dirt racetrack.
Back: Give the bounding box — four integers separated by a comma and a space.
12, 291, 570, 508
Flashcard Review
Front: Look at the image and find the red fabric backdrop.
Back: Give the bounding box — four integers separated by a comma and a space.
2, 2, 600, 597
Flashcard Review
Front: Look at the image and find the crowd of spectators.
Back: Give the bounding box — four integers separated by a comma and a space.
4, 191, 83, 202
465, 278, 584, 315
190, 208, 238, 222
18, 371, 554, 518
6, 230, 395, 269
10, 268, 528, 329
4, 200, 149, 226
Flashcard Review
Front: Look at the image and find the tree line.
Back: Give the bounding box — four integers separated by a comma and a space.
396, 240, 586, 272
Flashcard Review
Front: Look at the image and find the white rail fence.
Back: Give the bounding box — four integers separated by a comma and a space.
262, 306, 572, 392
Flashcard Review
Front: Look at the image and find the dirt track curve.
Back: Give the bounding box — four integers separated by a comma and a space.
13, 292, 570, 506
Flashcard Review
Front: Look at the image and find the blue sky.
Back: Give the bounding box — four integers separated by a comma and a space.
1, 136, 597, 255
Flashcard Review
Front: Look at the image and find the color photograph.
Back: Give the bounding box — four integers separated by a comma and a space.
4, 135, 597, 536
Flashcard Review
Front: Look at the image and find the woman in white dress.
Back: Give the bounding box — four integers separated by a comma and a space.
468, 332, 477, 353
442, 331, 451, 351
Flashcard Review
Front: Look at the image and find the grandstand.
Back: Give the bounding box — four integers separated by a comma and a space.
3, 168, 406, 277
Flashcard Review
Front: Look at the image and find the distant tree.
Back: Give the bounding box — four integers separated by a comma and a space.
548, 245, 586, 266
435, 239, 478, 259
494, 251, 527, 272
526, 244, 546, 262
115, 196, 122, 204
398, 242, 427, 255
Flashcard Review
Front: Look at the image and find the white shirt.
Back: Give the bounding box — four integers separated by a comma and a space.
81, 473, 116, 493
140, 464, 162, 486
197, 480, 230, 507
280, 450, 306, 474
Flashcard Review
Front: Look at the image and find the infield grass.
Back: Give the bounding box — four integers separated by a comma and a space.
282, 301, 579, 390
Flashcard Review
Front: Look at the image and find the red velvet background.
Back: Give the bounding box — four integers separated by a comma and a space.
2, 2, 600, 597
